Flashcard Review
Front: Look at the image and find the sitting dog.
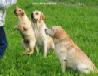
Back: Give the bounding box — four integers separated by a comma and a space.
31, 10, 54, 57
14, 7, 36, 55
45, 26, 98, 73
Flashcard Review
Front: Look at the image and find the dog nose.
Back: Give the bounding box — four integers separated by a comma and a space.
14, 9, 17, 15
31, 13, 34, 19
45, 29, 47, 32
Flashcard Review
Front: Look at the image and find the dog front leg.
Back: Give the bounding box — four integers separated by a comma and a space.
23, 48, 30, 54
27, 40, 36, 55
44, 39, 48, 58
60, 59, 67, 73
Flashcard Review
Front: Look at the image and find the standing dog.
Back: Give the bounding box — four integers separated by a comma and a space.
14, 7, 36, 55
45, 26, 98, 73
31, 10, 54, 57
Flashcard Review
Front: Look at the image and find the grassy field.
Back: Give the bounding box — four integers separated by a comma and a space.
0, 0, 98, 76
28, 0, 98, 6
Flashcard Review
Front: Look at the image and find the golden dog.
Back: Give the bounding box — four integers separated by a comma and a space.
14, 7, 36, 55
31, 10, 54, 57
45, 26, 98, 73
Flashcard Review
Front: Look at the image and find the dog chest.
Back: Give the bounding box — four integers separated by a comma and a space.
55, 43, 79, 69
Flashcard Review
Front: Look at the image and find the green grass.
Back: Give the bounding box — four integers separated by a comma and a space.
0, 0, 98, 76
31, 0, 98, 6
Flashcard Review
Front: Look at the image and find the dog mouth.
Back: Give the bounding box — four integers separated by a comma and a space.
31, 16, 37, 23
31, 18, 37, 23
31, 13, 38, 23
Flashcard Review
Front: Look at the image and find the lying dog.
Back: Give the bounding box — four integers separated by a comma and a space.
45, 26, 98, 73
31, 10, 54, 57
14, 7, 36, 55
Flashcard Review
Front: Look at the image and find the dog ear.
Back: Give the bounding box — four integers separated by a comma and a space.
53, 27, 65, 39
53, 30, 61, 39
40, 13, 45, 20
20, 10, 25, 16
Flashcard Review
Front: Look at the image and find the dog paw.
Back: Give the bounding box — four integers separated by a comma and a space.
23, 51, 34, 55
26, 51, 34, 55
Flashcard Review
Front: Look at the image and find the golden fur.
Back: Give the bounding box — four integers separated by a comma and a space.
14, 7, 36, 55
31, 10, 54, 57
45, 26, 98, 73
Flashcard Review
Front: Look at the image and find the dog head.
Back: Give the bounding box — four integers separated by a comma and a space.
14, 7, 25, 16
31, 10, 45, 23
45, 26, 66, 39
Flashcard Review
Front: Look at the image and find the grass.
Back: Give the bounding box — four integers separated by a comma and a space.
30, 0, 98, 6
0, 0, 98, 76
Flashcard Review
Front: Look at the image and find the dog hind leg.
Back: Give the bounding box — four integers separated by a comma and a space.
27, 40, 36, 55
22, 40, 30, 54
44, 40, 48, 58
61, 59, 66, 73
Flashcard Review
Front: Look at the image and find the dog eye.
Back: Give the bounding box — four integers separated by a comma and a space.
19, 10, 21, 12
35, 12, 38, 15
